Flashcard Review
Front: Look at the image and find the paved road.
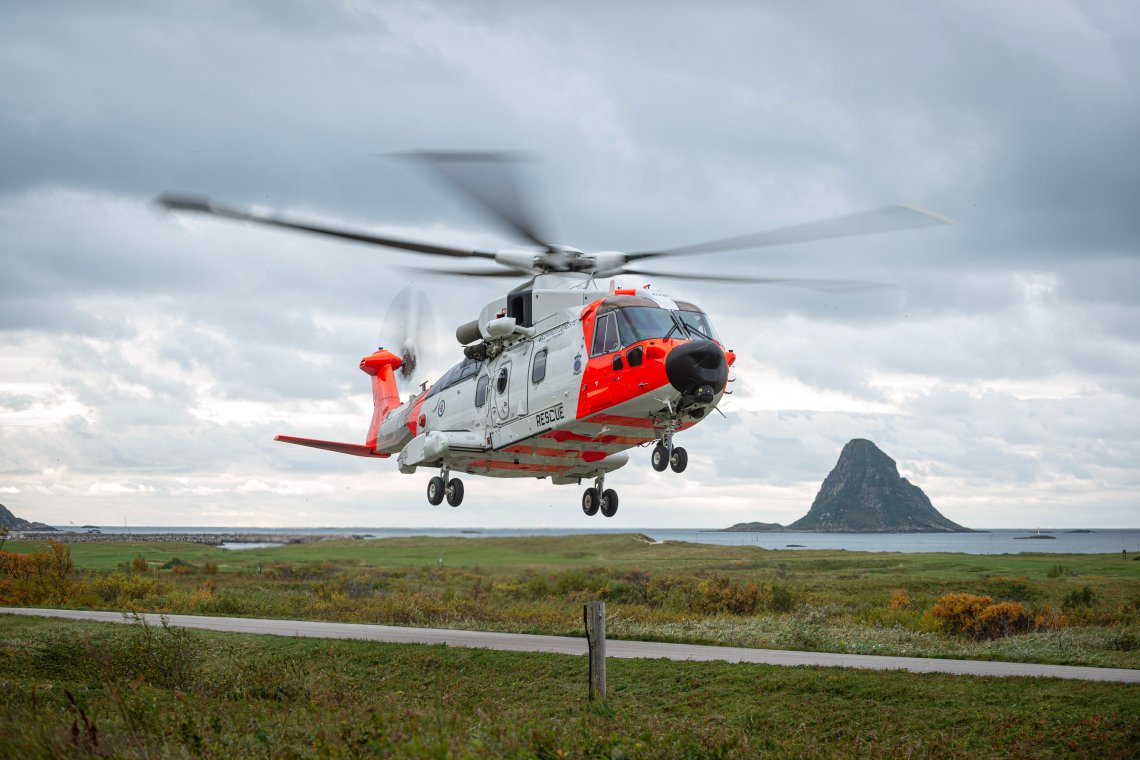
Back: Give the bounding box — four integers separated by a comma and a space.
4, 607, 1137, 683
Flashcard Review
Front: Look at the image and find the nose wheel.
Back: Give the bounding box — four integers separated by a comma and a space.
652, 440, 688, 474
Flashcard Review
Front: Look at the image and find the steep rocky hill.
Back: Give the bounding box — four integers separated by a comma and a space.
0, 504, 56, 531
788, 439, 969, 532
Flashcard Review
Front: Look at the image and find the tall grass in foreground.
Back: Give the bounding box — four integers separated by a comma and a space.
1, 615, 1136, 759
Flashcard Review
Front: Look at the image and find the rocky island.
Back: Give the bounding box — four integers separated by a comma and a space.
726, 439, 972, 533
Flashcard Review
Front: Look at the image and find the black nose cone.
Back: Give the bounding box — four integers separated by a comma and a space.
666, 340, 728, 398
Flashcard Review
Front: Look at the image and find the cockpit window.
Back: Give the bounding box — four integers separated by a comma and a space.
591, 313, 621, 356
676, 310, 720, 342
616, 307, 677, 344
592, 304, 690, 356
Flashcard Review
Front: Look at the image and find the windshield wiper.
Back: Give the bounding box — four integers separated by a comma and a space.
681, 319, 712, 340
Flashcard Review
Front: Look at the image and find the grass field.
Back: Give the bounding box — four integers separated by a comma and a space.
4, 534, 1138, 670
1, 614, 1136, 758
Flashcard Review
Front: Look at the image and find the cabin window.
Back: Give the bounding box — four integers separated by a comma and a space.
475, 375, 489, 407
496, 367, 509, 394
591, 313, 621, 356
531, 349, 548, 384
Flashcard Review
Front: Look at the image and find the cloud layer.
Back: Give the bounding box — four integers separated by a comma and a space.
2, 1, 1137, 528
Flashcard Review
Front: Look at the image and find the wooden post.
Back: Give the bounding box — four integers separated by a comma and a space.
585, 601, 606, 701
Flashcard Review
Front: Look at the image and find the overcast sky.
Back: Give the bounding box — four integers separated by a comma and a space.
2, 1, 1137, 529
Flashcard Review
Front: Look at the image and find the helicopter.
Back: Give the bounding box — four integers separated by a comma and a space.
158, 152, 951, 517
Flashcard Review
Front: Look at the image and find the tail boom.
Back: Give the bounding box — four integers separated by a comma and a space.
274, 435, 391, 458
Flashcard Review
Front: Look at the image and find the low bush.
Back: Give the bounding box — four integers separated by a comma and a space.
929, 593, 993, 636
1063, 585, 1097, 610
887, 589, 910, 610
974, 602, 1035, 639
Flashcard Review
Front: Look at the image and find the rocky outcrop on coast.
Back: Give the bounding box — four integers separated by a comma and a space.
0, 504, 57, 532
789, 439, 970, 533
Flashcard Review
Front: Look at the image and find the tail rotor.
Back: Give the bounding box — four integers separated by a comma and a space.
381, 286, 437, 393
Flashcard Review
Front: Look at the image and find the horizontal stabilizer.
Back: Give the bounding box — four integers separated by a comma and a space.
275, 435, 390, 458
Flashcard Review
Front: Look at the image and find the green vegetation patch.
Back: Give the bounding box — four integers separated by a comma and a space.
1, 615, 1136, 758
5, 535, 1139, 668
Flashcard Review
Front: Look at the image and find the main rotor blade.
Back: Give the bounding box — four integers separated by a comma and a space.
403, 265, 536, 278
621, 267, 892, 292
399, 152, 554, 251
156, 193, 497, 260
627, 205, 955, 261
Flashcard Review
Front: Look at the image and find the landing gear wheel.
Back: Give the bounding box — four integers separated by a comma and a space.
651, 444, 669, 472
669, 447, 688, 473
427, 476, 445, 505
600, 489, 619, 518
445, 478, 465, 507
582, 487, 600, 516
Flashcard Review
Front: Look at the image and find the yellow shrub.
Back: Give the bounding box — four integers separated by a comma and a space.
888, 589, 910, 610
930, 593, 992, 635
974, 601, 1034, 639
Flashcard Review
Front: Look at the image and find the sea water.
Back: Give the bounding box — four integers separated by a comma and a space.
60, 526, 1140, 554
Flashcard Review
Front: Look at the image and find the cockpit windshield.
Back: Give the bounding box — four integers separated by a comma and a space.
590, 297, 722, 356
616, 307, 676, 344
677, 310, 720, 342
674, 301, 721, 343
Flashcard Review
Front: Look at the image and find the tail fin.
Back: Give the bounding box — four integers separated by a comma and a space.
359, 348, 404, 450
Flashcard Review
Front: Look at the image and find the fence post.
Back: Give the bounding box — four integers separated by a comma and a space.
585, 601, 606, 701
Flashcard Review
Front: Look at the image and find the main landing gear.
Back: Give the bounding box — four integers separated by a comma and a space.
582, 473, 618, 518
427, 467, 464, 507
651, 437, 688, 474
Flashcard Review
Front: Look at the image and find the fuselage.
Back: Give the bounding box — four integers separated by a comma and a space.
369, 273, 735, 486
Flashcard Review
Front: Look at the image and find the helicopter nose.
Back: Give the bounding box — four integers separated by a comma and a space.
665, 340, 728, 402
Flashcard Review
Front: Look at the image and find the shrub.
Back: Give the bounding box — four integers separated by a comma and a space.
695, 575, 764, 615
130, 556, 149, 574
1063, 586, 1097, 611
887, 589, 910, 610
974, 601, 1034, 639
201, 561, 218, 575
767, 584, 795, 613
929, 593, 993, 635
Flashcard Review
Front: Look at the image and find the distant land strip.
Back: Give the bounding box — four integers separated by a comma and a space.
4, 608, 1137, 684
7, 532, 346, 546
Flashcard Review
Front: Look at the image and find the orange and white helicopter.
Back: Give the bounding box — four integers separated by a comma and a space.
159, 152, 950, 517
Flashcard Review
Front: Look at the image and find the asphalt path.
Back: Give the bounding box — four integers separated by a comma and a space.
4, 607, 1137, 683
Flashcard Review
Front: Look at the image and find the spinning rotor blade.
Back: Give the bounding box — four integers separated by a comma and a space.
399, 152, 554, 251
156, 193, 497, 260
621, 268, 892, 292
404, 265, 536, 278
627, 205, 955, 261
381, 286, 438, 391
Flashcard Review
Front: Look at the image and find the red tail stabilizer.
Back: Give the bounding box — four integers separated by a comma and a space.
275, 435, 391, 458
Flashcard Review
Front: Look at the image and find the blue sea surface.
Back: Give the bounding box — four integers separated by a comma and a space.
61, 526, 1140, 555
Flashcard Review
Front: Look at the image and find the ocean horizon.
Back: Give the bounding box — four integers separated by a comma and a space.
46, 526, 1140, 555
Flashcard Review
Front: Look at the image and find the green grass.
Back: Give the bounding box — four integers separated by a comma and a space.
5, 534, 1139, 668
1, 614, 1136, 758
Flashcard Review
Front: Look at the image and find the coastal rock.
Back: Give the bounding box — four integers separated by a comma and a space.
789, 439, 970, 533
0, 504, 56, 532
724, 521, 785, 532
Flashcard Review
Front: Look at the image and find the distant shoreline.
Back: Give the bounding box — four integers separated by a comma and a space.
8, 531, 351, 546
